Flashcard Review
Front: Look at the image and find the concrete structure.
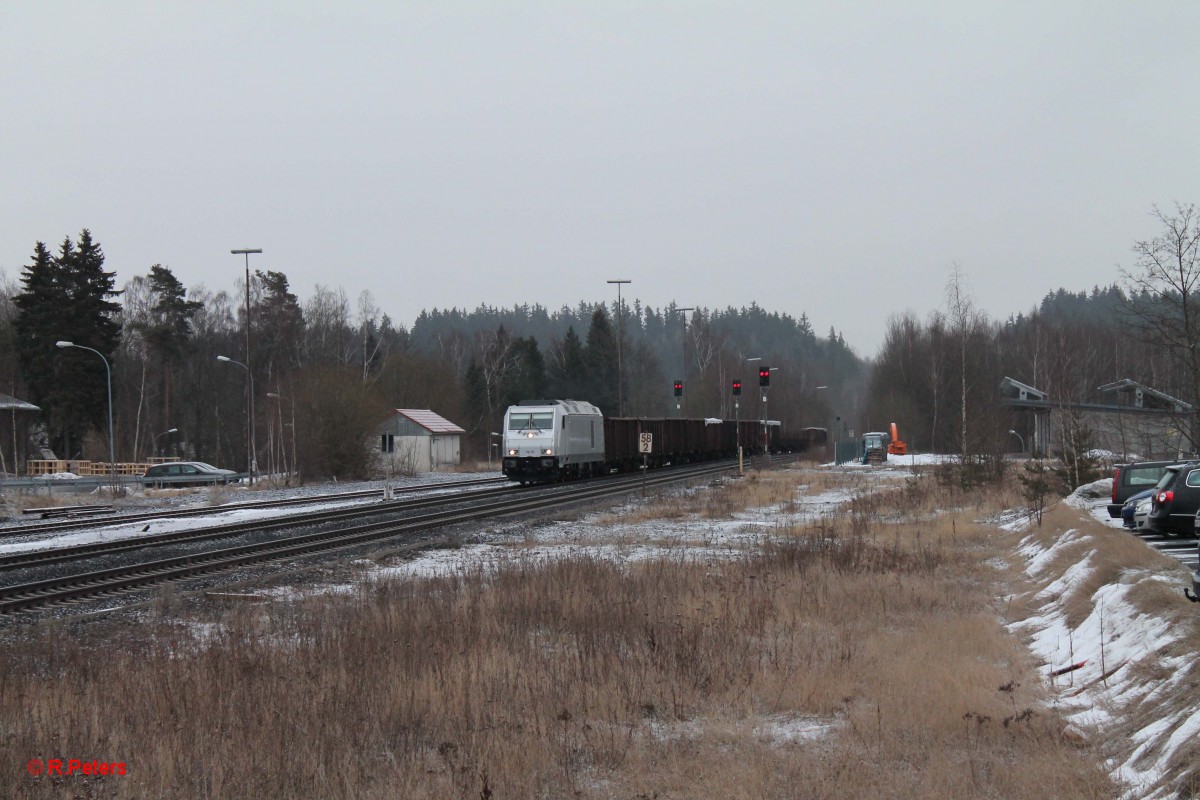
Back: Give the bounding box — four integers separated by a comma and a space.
1000, 377, 1193, 460
376, 409, 465, 474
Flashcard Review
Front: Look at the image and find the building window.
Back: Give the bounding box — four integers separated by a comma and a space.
382, 434, 395, 453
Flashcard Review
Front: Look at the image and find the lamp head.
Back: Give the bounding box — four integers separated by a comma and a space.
56, 340, 73, 348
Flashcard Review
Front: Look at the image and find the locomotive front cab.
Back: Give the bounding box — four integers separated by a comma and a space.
502, 406, 560, 480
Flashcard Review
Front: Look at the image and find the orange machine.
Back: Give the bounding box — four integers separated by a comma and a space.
887, 422, 907, 456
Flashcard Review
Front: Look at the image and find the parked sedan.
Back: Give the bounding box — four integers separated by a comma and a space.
1121, 488, 1156, 530
1146, 463, 1200, 536
143, 461, 239, 488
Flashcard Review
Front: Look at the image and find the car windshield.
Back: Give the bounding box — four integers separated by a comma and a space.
192, 462, 220, 472
508, 412, 553, 431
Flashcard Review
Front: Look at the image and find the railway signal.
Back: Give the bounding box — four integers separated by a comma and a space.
732, 379, 741, 396
759, 366, 770, 387
673, 380, 683, 397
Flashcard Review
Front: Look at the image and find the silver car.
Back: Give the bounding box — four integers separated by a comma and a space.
143, 461, 238, 487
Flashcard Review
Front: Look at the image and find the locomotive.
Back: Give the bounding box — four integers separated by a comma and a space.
500, 399, 785, 484
501, 400, 607, 482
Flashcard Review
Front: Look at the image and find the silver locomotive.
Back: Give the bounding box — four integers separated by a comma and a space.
501, 400, 606, 483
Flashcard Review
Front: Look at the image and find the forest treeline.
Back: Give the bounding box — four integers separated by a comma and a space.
0, 232, 860, 478
2, 204, 1196, 479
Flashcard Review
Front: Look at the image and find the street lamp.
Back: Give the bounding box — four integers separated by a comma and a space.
231, 249, 261, 478
607, 279, 631, 416
267, 392, 296, 479
1009, 429, 1025, 453
676, 307, 694, 417
56, 341, 117, 493
217, 355, 256, 483
154, 427, 178, 457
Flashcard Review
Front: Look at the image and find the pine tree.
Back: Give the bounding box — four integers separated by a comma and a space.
583, 308, 618, 414
14, 231, 122, 457
142, 265, 202, 435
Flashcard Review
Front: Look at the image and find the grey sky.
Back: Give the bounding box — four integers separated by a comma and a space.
3, 2, 1197, 356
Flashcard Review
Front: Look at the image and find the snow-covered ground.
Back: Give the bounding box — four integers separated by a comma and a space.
5, 458, 1195, 796
1012, 477, 1199, 799
0, 472, 503, 553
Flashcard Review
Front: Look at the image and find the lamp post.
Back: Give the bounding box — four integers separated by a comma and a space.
231, 249, 261, 479
154, 427, 178, 457
676, 307, 694, 417
1009, 429, 1025, 454
217, 355, 255, 483
267, 392, 296, 479
607, 279, 631, 416
56, 341, 117, 493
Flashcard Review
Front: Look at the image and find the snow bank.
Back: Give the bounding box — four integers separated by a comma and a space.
1009, 512, 1191, 799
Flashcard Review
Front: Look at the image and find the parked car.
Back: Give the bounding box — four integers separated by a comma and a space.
1121, 488, 1156, 529
143, 461, 238, 487
1108, 460, 1181, 517
1146, 462, 1200, 536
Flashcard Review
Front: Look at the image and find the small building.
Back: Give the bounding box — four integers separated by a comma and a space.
376, 409, 465, 474
0, 393, 41, 477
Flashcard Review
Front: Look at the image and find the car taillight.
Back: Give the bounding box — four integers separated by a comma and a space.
1157, 490, 1174, 504
1112, 468, 1121, 502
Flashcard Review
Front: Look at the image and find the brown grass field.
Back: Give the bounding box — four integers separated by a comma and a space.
2, 466, 1125, 798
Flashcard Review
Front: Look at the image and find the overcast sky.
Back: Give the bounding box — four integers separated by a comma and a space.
3, 2, 1197, 356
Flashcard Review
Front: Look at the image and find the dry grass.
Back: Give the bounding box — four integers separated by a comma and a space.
1, 467, 1117, 799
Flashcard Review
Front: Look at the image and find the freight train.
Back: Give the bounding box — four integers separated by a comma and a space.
500, 399, 821, 483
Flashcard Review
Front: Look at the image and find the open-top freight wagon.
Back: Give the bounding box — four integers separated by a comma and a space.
500, 399, 820, 483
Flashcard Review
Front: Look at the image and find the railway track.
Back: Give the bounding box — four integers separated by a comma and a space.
0, 483, 518, 572
0, 458, 771, 616
0, 475, 507, 538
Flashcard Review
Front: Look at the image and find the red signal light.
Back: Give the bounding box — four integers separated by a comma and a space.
673, 380, 683, 397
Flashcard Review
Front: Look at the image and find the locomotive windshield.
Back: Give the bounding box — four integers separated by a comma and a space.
508, 412, 554, 431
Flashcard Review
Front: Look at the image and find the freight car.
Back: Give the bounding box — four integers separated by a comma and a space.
501, 399, 771, 483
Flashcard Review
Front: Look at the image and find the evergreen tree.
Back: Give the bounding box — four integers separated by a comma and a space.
254, 270, 305, 376
549, 326, 587, 399
502, 337, 546, 406
583, 307, 618, 414
14, 231, 122, 457
142, 265, 202, 432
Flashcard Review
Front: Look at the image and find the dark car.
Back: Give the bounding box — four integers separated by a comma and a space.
1121, 488, 1156, 529
1108, 460, 1181, 517
143, 461, 238, 488
1146, 462, 1200, 536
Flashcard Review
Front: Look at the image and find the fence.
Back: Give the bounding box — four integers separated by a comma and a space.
26, 458, 181, 477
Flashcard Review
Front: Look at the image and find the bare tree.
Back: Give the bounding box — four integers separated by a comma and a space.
1120, 202, 1200, 448
946, 264, 979, 454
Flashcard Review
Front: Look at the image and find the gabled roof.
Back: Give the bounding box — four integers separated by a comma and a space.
1096, 379, 1194, 412
391, 409, 465, 434
0, 393, 40, 412
999, 377, 1048, 402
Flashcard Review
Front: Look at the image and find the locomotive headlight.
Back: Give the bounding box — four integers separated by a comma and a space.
507, 448, 517, 456
543, 448, 553, 455
527, 432, 535, 438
